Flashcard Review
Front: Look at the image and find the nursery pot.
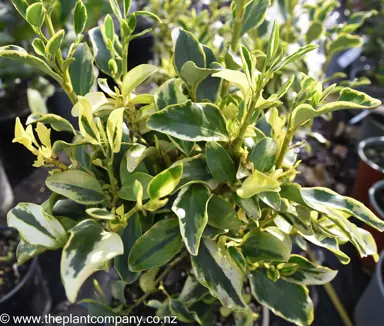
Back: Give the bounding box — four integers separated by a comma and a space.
359, 111, 384, 142
0, 227, 51, 320
355, 252, 384, 326
0, 159, 13, 221
361, 180, 384, 270
353, 137, 384, 206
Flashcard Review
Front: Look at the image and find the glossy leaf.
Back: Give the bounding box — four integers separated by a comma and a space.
0, 46, 62, 83
46, 30, 65, 55
267, 21, 279, 61
154, 78, 188, 111
242, 229, 292, 262
327, 33, 363, 54
147, 101, 229, 142
148, 164, 183, 199
61, 219, 123, 302
282, 255, 338, 285
119, 172, 152, 201
74, 0, 87, 34
191, 239, 247, 310
107, 108, 125, 153
208, 196, 243, 229
205, 141, 236, 183
26, 3, 44, 28
172, 184, 210, 255
306, 21, 324, 43
212, 69, 250, 96
86, 208, 116, 220
128, 219, 183, 271
249, 137, 278, 172
291, 88, 381, 129
8, 203, 66, 249
114, 214, 142, 284
241, 0, 270, 36
172, 28, 205, 74
46, 170, 104, 205
27, 113, 75, 133
16, 239, 47, 265
250, 269, 314, 326
122, 64, 157, 98
237, 170, 280, 198
69, 43, 95, 96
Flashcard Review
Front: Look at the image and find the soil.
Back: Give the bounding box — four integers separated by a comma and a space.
0, 228, 29, 298
365, 144, 384, 169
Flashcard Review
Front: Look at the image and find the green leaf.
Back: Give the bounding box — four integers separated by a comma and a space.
74, 0, 87, 35
273, 44, 318, 72
234, 194, 261, 220
46, 170, 104, 205
86, 208, 116, 220
240, 45, 254, 82
16, 239, 47, 265
104, 14, 114, 41
343, 11, 377, 33
77, 96, 100, 145
27, 88, 47, 114
208, 196, 243, 229
148, 164, 183, 199
7, 203, 67, 249
172, 184, 210, 255
154, 79, 188, 111
11, 0, 28, 18
212, 69, 250, 96
241, 0, 270, 36
0, 46, 62, 83
134, 11, 162, 23
27, 113, 75, 133
128, 219, 183, 271
327, 33, 363, 54
191, 239, 247, 310
119, 172, 152, 201
46, 30, 65, 55
242, 228, 292, 262
32, 38, 45, 57
89, 27, 122, 78
115, 214, 142, 283
140, 267, 160, 293
123, 0, 132, 17
172, 28, 205, 74
306, 21, 324, 43
249, 269, 314, 326
26, 3, 45, 28
122, 64, 157, 98
205, 141, 236, 183
69, 43, 95, 96
249, 137, 278, 172
237, 170, 280, 198
61, 219, 124, 302
169, 299, 201, 324
177, 155, 216, 190
147, 101, 229, 142
109, 0, 122, 19
258, 192, 281, 211
267, 21, 279, 61
281, 255, 338, 285
107, 108, 125, 153
180, 61, 220, 90
291, 88, 381, 129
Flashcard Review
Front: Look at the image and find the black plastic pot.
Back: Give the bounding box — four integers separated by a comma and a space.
355, 252, 384, 326
0, 159, 13, 220
0, 227, 51, 320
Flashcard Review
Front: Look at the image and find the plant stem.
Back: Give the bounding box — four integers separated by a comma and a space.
307, 247, 353, 326
275, 128, 294, 169
125, 251, 188, 315
233, 96, 259, 153
122, 40, 129, 76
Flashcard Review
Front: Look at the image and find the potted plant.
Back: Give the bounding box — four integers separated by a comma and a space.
2, 0, 384, 325
0, 226, 51, 317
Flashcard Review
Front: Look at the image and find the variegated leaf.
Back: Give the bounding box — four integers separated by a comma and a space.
46, 170, 104, 205
128, 219, 183, 271
7, 203, 67, 249
250, 269, 314, 326
148, 164, 183, 199
172, 184, 210, 255
61, 219, 123, 302
16, 239, 47, 265
107, 108, 125, 153
191, 239, 247, 311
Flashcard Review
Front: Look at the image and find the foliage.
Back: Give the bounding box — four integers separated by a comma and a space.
4, 0, 384, 325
